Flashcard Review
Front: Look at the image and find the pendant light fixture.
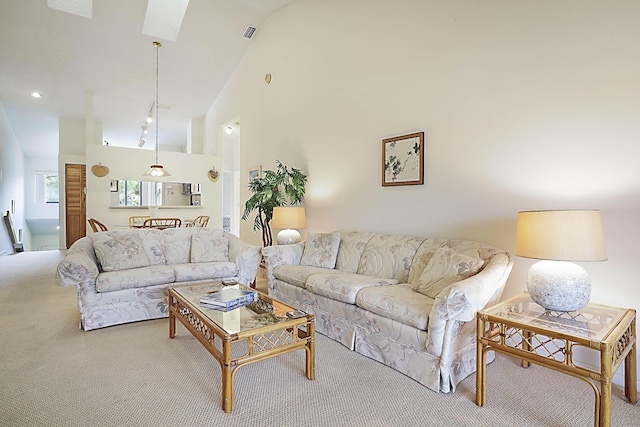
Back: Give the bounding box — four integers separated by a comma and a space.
144, 41, 170, 177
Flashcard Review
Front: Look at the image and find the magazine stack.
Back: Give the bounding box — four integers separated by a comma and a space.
199, 288, 258, 311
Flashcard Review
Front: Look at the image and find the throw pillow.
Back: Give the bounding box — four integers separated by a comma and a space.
300, 233, 341, 269
412, 247, 484, 298
190, 234, 229, 263
92, 233, 149, 272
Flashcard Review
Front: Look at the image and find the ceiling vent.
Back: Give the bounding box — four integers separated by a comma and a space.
243, 26, 257, 39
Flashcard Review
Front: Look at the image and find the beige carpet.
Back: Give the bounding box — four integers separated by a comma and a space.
1, 251, 638, 427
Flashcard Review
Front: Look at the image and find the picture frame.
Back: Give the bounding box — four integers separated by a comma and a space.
110, 180, 118, 192
382, 131, 424, 187
248, 165, 262, 181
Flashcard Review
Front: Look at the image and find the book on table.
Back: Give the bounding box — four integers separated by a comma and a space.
199, 288, 258, 310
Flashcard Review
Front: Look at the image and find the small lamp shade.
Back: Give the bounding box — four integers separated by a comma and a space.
516, 210, 607, 311
272, 207, 306, 245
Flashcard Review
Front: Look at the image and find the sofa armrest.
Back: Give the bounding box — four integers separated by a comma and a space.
261, 242, 305, 288
56, 250, 100, 287
426, 252, 513, 357
226, 233, 262, 286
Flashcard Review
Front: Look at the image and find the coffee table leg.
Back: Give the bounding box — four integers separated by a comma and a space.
306, 321, 315, 380
222, 363, 234, 413
169, 296, 176, 339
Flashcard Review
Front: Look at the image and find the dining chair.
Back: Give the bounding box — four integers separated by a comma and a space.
129, 215, 150, 228
87, 218, 108, 233
188, 215, 210, 228
142, 217, 182, 230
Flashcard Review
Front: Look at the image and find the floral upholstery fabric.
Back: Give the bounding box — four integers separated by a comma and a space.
412, 248, 485, 298
190, 234, 229, 263
306, 273, 398, 304
92, 231, 149, 272
173, 262, 238, 282
273, 264, 340, 288
334, 230, 375, 273
356, 284, 432, 330
261, 230, 514, 393
56, 228, 261, 331
137, 228, 166, 266
95, 265, 175, 292
300, 233, 341, 268
357, 234, 424, 282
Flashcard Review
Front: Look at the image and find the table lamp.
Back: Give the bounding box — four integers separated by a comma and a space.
271, 206, 306, 245
515, 210, 607, 311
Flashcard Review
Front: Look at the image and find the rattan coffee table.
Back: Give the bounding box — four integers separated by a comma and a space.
168, 282, 315, 413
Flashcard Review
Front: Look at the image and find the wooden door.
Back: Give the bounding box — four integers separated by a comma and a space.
65, 164, 86, 248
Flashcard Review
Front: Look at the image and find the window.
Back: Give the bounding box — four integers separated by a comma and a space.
35, 172, 59, 203
118, 180, 142, 206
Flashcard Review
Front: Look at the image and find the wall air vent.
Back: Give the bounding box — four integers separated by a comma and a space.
243, 26, 257, 39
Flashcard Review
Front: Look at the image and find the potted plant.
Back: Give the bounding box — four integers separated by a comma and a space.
242, 160, 307, 247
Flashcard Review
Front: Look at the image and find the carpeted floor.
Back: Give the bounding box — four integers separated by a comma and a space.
0, 251, 638, 426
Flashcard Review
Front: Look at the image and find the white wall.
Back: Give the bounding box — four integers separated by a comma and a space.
0, 101, 29, 253
205, 0, 640, 387
24, 156, 59, 220
85, 144, 223, 231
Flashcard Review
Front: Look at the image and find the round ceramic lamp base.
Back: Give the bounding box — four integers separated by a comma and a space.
527, 260, 591, 312
276, 229, 301, 245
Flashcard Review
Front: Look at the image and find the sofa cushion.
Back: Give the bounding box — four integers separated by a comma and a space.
412, 247, 484, 298
306, 273, 398, 304
355, 284, 433, 331
96, 265, 175, 292
92, 232, 149, 272
190, 234, 229, 263
357, 234, 424, 282
163, 227, 225, 264
172, 262, 238, 282
334, 230, 375, 273
137, 228, 167, 266
300, 233, 341, 269
273, 264, 341, 289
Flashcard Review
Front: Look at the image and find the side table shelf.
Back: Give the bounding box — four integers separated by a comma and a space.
476, 292, 637, 427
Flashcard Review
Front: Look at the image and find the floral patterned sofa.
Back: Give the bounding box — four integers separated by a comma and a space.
56, 227, 261, 331
262, 231, 513, 393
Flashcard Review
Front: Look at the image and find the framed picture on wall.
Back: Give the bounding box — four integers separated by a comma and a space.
110, 180, 118, 192
248, 165, 262, 181
382, 131, 424, 187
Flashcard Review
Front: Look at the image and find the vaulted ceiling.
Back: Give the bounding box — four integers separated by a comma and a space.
0, 0, 294, 158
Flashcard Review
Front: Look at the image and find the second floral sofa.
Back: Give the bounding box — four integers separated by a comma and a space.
262, 230, 513, 393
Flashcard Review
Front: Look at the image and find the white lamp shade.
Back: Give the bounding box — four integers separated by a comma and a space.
271, 207, 306, 229
515, 210, 607, 261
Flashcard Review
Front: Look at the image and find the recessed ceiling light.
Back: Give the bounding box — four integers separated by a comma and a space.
30, 91, 43, 99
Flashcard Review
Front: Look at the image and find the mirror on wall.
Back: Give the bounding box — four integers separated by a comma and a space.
109, 180, 201, 207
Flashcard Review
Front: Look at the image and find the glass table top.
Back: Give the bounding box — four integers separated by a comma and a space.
172, 282, 298, 335
482, 292, 629, 342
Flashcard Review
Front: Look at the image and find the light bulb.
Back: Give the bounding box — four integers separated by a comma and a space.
225, 126, 233, 134
141, 125, 148, 134
146, 114, 153, 123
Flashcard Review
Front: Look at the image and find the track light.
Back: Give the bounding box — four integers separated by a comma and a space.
138, 139, 146, 147
146, 114, 153, 123
225, 126, 233, 134
141, 125, 148, 134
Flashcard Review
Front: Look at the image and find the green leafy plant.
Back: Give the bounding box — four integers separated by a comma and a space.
242, 160, 307, 247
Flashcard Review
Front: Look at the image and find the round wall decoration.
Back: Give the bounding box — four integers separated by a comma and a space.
91, 163, 109, 177
208, 167, 220, 182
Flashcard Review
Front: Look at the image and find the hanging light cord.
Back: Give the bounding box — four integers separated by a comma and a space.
154, 41, 161, 165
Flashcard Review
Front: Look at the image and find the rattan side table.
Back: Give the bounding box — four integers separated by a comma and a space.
476, 292, 637, 427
